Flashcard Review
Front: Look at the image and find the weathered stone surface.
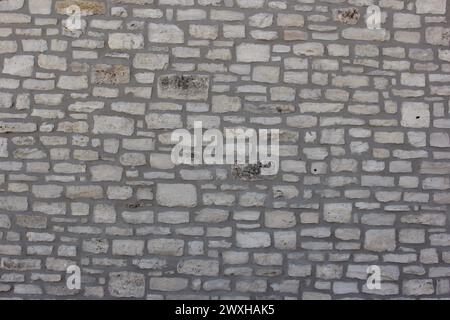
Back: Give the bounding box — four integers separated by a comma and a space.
401, 102, 430, 128
0, 0, 448, 301
92, 65, 130, 84
93, 116, 134, 136
416, 0, 446, 14
133, 53, 169, 71
148, 239, 184, 256
90, 165, 123, 182
0, 196, 28, 211
149, 23, 184, 43
336, 8, 360, 25
29, 0, 52, 14
177, 259, 219, 276
149, 277, 188, 291
364, 229, 396, 252
403, 279, 434, 296
57, 76, 88, 90
324, 203, 352, 223
112, 240, 145, 256
236, 43, 271, 62
0, 0, 24, 11
3, 55, 34, 77
108, 272, 145, 298
156, 184, 197, 207
236, 231, 271, 248
108, 33, 144, 50
212, 95, 241, 113
157, 74, 209, 101
426, 27, 450, 46
55, 1, 106, 15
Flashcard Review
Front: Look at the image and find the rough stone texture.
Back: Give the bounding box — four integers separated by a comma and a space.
0, 0, 449, 301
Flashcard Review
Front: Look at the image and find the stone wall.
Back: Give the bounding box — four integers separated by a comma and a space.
0, 0, 450, 299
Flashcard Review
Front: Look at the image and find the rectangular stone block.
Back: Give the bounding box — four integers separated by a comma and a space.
149, 23, 184, 43
147, 239, 184, 256
0, 196, 28, 211
108, 272, 145, 298
364, 229, 396, 252
236, 43, 271, 62
55, 0, 106, 15
401, 102, 430, 128
156, 184, 197, 207
157, 74, 209, 101
93, 116, 134, 136
177, 259, 219, 276
92, 64, 130, 84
